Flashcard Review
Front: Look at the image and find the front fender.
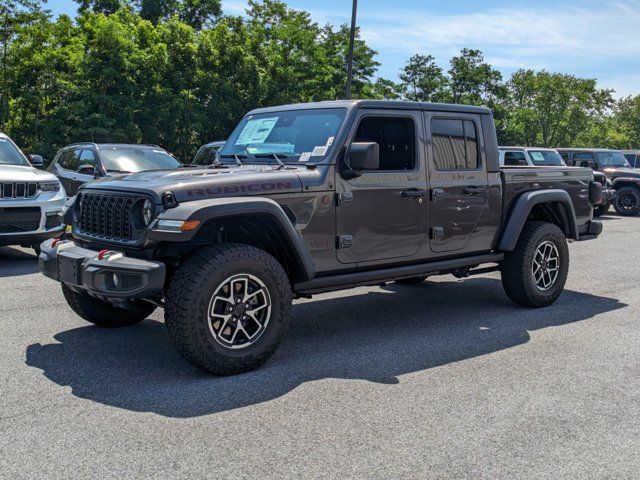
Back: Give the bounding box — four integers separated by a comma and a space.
611, 177, 640, 190
498, 189, 578, 252
148, 197, 315, 280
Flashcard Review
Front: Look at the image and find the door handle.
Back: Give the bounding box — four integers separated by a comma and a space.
401, 189, 428, 199
463, 186, 485, 195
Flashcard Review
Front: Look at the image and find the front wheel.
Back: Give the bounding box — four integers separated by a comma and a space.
613, 186, 640, 216
164, 244, 292, 375
62, 284, 156, 327
501, 221, 569, 308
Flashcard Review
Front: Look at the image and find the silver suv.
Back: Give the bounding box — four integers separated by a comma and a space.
0, 132, 66, 254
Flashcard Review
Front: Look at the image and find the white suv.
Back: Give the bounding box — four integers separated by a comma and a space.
0, 132, 66, 253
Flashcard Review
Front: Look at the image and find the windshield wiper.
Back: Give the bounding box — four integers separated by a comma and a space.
254, 153, 289, 169
219, 154, 247, 167
106, 169, 134, 174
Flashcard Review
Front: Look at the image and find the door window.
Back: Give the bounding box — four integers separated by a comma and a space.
78, 150, 97, 170
59, 149, 81, 171
431, 118, 479, 170
504, 151, 527, 166
353, 117, 416, 171
573, 152, 594, 168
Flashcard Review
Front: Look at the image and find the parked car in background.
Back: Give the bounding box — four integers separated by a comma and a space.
557, 148, 640, 216
499, 147, 566, 166
0, 132, 66, 254
190, 141, 225, 166
622, 150, 640, 168
48, 143, 182, 196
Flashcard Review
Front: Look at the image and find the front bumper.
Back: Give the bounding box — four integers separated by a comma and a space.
39, 239, 166, 300
0, 190, 66, 246
578, 220, 603, 241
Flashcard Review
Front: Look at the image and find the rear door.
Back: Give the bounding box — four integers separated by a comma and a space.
335, 109, 428, 264
425, 113, 491, 253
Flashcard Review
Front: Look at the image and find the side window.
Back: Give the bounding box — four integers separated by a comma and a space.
431, 118, 480, 170
78, 150, 97, 169
353, 117, 416, 171
59, 149, 81, 171
559, 152, 570, 165
504, 151, 527, 166
573, 152, 594, 168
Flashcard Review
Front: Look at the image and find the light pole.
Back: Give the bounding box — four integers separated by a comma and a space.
345, 0, 358, 100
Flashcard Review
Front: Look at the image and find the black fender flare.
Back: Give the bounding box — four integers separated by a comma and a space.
498, 189, 578, 252
149, 197, 316, 280
611, 177, 640, 191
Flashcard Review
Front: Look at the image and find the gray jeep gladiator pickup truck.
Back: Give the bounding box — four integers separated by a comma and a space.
39, 101, 603, 375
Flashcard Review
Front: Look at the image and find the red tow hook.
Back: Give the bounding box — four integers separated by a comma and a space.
97, 249, 110, 260
51, 238, 64, 248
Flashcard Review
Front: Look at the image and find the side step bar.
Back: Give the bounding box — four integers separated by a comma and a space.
294, 253, 504, 295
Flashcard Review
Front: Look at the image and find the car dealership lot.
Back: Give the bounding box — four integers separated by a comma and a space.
1, 216, 639, 479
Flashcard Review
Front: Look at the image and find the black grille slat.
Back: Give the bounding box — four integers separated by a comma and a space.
77, 192, 143, 243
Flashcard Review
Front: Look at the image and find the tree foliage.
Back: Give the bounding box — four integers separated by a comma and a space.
3, 0, 639, 160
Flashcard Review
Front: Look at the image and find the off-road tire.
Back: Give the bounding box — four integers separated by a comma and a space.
396, 276, 428, 285
62, 284, 155, 327
164, 243, 292, 375
613, 186, 640, 216
501, 221, 569, 308
593, 203, 610, 217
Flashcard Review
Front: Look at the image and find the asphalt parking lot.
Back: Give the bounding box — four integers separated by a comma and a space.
1, 215, 639, 479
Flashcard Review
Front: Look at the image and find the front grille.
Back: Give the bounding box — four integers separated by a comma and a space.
1, 182, 38, 199
0, 207, 40, 233
77, 192, 140, 242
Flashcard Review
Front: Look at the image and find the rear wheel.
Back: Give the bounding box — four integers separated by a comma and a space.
164, 244, 292, 375
62, 284, 155, 327
501, 221, 569, 308
613, 186, 640, 216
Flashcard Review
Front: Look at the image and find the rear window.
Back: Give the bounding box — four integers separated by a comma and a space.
431, 118, 479, 170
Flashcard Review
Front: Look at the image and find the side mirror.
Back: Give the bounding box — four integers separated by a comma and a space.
77, 164, 96, 175
349, 142, 380, 171
29, 154, 44, 169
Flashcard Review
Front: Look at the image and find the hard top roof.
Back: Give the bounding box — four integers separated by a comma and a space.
248, 100, 491, 116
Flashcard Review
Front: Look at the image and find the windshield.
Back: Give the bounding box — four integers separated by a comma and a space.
220, 108, 347, 163
0, 137, 30, 167
100, 147, 181, 173
528, 150, 565, 166
193, 145, 222, 166
595, 152, 630, 167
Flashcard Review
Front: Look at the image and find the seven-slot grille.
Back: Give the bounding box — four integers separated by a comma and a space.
0, 207, 40, 233
1, 182, 38, 199
77, 192, 139, 242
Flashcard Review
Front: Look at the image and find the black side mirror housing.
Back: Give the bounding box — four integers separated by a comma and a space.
77, 164, 96, 175
29, 154, 44, 169
349, 142, 380, 171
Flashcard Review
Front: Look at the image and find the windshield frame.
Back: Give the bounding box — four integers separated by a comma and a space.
0, 136, 31, 167
99, 146, 182, 173
219, 107, 348, 165
595, 151, 631, 168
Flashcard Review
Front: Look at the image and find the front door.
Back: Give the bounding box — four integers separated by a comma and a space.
426, 113, 490, 253
336, 110, 428, 264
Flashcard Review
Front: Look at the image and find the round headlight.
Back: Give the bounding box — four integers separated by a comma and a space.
142, 199, 153, 226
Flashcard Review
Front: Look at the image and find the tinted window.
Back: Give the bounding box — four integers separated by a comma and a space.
595, 151, 630, 167
99, 147, 181, 173
353, 117, 415, 171
504, 151, 527, 166
432, 118, 479, 170
193, 145, 221, 166
59, 149, 81, 171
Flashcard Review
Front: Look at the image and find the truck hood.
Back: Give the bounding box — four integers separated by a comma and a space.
603, 167, 640, 179
0, 164, 58, 182
80, 165, 306, 202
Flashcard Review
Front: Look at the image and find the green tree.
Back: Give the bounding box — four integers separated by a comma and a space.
398, 54, 447, 102
448, 48, 504, 105
76, 0, 129, 14
139, 0, 221, 29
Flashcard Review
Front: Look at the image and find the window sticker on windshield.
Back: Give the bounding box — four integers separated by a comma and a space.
237, 117, 278, 145
326, 136, 334, 147
299, 152, 312, 162
530, 152, 545, 163
312, 146, 328, 157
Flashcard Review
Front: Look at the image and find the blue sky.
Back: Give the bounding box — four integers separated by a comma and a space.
50, 0, 640, 97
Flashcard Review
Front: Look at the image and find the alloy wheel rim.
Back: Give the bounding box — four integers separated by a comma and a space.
532, 240, 560, 291
208, 274, 272, 350
618, 193, 638, 212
